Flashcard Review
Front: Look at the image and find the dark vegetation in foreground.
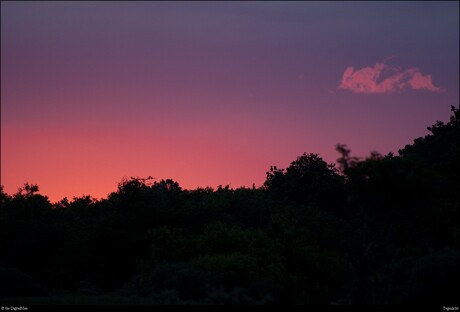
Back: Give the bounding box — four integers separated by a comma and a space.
1, 107, 459, 305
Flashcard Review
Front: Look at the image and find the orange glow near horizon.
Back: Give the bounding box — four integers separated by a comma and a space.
2, 113, 336, 203
1, 92, 454, 203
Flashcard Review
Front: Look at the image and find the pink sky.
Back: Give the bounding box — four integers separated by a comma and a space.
2, 2, 458, 202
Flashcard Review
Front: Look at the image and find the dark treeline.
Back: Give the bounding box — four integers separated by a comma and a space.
1, 106, 459, 305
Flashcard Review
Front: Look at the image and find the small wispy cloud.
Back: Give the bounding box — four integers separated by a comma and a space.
339, 62, 443, 94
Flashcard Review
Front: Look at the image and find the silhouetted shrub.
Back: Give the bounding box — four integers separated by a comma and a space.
0, 268, 48, 297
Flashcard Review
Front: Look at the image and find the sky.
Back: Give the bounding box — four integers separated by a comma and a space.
1, 1, 459, 202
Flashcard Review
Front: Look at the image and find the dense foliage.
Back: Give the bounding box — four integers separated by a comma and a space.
1, 106, 459, 304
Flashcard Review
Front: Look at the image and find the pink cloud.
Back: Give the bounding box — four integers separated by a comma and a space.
339, 62, 443, 94
407, 71, 441, 92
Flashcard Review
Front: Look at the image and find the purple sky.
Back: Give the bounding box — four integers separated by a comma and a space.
1, 1, 459, 201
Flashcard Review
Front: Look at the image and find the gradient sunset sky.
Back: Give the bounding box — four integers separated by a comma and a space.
2, 1, 459, 202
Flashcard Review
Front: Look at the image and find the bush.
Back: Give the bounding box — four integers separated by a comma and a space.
0, 268, 48, 298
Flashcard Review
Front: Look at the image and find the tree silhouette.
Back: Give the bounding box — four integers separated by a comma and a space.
0, 106, 458, 304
